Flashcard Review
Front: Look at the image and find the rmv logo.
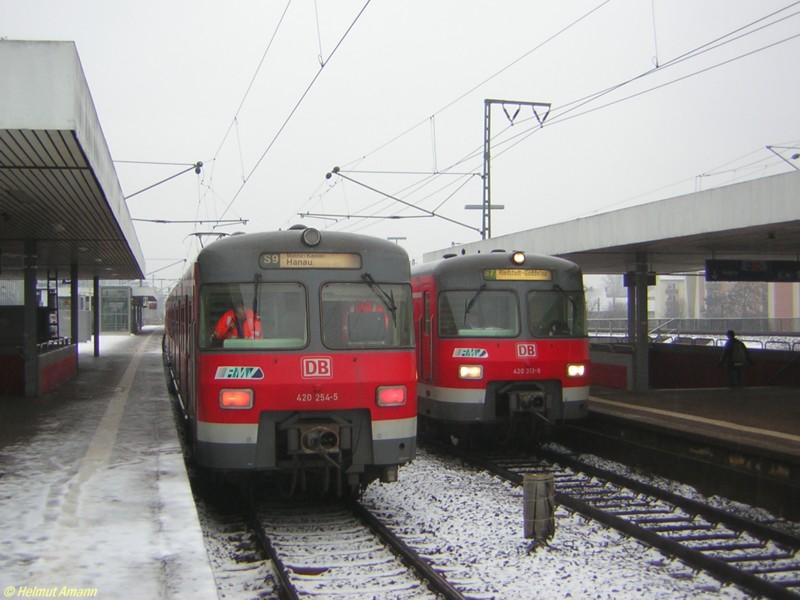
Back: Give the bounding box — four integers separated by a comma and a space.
302, 357, 333, 378
215, 366, 264, 380
516, 343, 537, 358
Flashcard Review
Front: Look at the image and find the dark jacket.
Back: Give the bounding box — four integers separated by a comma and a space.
720, 338, 751, 368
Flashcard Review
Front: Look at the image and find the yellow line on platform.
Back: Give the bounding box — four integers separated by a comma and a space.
589, 396, 800, 444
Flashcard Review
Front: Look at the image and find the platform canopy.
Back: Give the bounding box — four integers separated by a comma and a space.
0, 40, 145, 280
426, 170, 800, 275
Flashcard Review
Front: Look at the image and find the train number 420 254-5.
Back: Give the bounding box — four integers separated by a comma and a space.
296, 392, 340, 403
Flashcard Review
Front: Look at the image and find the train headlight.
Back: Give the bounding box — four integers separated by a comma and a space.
301, 227, 322, 247
566, 363, 586, 378
219, 388, 253, 409
511, 251, 525, 265
458, 364, 484, 379
376, 385, 407, 407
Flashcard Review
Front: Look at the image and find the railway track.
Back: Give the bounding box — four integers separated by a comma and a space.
452, 444, 800, 599
247, 497, 463, 599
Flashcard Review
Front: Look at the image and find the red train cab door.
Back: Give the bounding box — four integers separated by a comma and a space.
419, 291, 433, 383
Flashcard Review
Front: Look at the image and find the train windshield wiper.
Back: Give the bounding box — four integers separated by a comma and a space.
361, 273, 397, 325
463, 284, 486, 324
553, 283, 577, 310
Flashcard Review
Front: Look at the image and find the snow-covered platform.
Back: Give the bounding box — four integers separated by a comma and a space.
588, 385, 800, 461
0, 328, 217, 599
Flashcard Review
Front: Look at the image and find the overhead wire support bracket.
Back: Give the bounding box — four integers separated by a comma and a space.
483, 99, 551, 239
765, 145, 800, 171
325, 167, 481, 235
124, 161, 204, 200
131, 217, 248, 225
299, 211, 434, 221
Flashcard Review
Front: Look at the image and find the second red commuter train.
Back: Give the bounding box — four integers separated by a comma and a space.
411, 249, 590, 443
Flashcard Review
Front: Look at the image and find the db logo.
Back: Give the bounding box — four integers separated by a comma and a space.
302, 357, 333, 378
516, 343, 537, 358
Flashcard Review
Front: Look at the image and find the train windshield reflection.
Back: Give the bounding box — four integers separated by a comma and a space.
438, 290, 520, 338
200, 282, 307, 349
527, 289, 586, 337
321, 282, 413, 349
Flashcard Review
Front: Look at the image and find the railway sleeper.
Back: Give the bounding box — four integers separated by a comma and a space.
631, 516, 698, 525
763, 577, 800, 588
743, 562, 800, 575
667, 531, 740, 542
582, 496, 657, 508
689, 541, 766, 552
289, 567, 409, 582
719, 551, 795, 563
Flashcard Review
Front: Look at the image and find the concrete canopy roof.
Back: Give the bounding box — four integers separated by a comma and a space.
425, 171, 800, 275
0, 40, 145, 280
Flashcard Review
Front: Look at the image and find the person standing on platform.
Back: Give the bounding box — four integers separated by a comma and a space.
718, 330, 752, 387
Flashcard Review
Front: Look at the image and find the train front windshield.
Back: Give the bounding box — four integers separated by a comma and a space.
527, 289, 586, 338
201, 282, 307, 349
438, 290, 520, 338
321, 282, 413, 349
437, 287, 586, 339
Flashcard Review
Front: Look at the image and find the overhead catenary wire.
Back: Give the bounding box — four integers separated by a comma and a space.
650, 0, 660, 67
314, 0, 325, 66
339, 0, 612, 170
466, 3, 800, 169
146, 259, 187, 277
332, 171, 480, 236
194, 0, 294, 236
491, 29, 800, 163
550, 2, 800, 122
327, 169, 480, 234
306, 2, 800, 241
208, 0, 294, 163
132, 218, 248, 224
218, 0, 373, 221
372, 4, 800, 222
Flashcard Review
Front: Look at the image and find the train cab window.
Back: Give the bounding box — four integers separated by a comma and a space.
200, 282, 307, 350
321, 282, 413, 349
438, 290, 519, 338
526, 289, 586, 338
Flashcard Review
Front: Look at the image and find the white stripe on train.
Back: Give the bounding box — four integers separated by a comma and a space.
197, 417, 417, 444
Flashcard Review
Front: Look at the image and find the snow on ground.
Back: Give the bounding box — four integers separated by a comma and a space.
194, 501, 278, 600
1, 332, 216, 599
362, 450, 751, 599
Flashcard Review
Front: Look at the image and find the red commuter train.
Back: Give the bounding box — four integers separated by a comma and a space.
411, 250, 589, 444
164, 226, 416, 494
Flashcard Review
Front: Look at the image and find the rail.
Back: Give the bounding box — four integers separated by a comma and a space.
248, 497, 464, 599
444, 444, 800, 599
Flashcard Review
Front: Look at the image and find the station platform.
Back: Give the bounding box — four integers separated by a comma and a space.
588, 386, 800, 462
0, 328, 217, 599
